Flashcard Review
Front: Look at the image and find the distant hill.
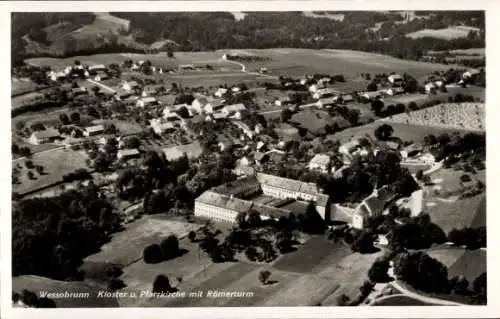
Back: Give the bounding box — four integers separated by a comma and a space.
12, 11, 485, 65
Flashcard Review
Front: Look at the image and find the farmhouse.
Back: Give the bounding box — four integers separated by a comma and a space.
361, 91, 382, 101
214, 87, 228, 98
274, 97, 292, 107
339, 139, 360, 156
308, 154, 331, 173
121, 81, 140, 92
204, 99, 225, 114
223, 103, 247, 117
194, 172, 330, 223
136, 97, 158, 108
388, 74, 403, 86
316, 97, 337, 109
71, 87, 88, 97
313, 88, 337, 100
117, 148, 140, 161
341, 94, 354, 103
149, 118, 176, 135
141, 85, 163, 97
89, 64, 106, 72
94, 74, 109, 82
386, 87, 405, 96
29, 129, 60, 145
462, 68, 481, 79
425, 82, 437, 94
191, 96, 225, 114
84, 124, 105, 137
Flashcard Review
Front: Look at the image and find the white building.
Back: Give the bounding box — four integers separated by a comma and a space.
121, 81, 140, 92
222, 103, 247, 117
313, 88, 337, 100
425, 82, 437, 94
89, 64, 106, 72
308, 154, 331, 173
388, 74, 403, 86
150, 118, 176, 135
29, 129, 60, 145
386, 87, 405, 96
84, 124, 105, 137
136, 97, 158, 108
117, 148, 140, 161
214, 87, 228, 98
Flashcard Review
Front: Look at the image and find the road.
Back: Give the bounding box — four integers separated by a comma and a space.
220, 58, 278, 79
389, 280, 464, 306
258, 102, 316, 115
87, 79, 116, 93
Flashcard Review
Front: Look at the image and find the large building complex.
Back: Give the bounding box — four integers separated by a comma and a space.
194, 172, 330, 223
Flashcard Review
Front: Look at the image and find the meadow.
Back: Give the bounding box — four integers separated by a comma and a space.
406, 26, 480, 40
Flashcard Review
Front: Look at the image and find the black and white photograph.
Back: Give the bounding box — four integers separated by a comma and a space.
5, 3, 492, 316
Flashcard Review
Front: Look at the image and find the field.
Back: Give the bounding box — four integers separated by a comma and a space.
290, 109, 349, 136
13, 148, 89, 195
11, 92, 46, 110
12, 275, 118, 307
11, 78, 48, 96
428, 48, 485, 56
326, 122, 467, 145
83, 215, 200, 266
427, 248, 486, 283
372, 294, 433, 306
26, 48, 457, 90
406, 26, 480, 40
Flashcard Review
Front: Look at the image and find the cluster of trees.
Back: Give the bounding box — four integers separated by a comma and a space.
448, 226, 486, 249
12, 185, 122, 280
12, 290, 56, 308
12, 144, 32, 157
198, 227, 236, 263
143, 235, 182, 264
425, 131, 485, 164
61, 168, 92, 183
14, 12, 484, 63
387, 213, 447, 251
393, 251, 487, 304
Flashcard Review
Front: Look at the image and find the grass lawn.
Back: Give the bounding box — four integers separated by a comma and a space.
290, 109, 339, 136
83, 215, 200, 266
11, 78, 42, 96
13, 275, 118, 307
372, 294, 433, 306
326, 122, 466, 145
13, 148, 89, 195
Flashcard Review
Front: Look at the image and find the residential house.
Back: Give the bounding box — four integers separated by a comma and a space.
388, 74, 403, 86
141, 85, 163, 97
275, 96, 292, 107
29, 129, 60, 145
361, 91, 382, 101
341, 94, 354, 103
222, 103, 247, 117
315, 97, 337, 109
425, 82, 437, 94
89, 64, 106, 72
94, 74, 109, 82
308, 154, 331, 173
254, 123, 264, 134
339, 140, 360, 156
117, 148, 140, 161
136, 97, 158, 108
231, 86, 241, 93
121, 80, 140, 92
313, 88, 337, 100
204, 99, 225, 114
214, 87, 228, 98
462, 69, 481, 80
386, 87, 405, 96
84, 124, 105, 137
150, 118, 176, 135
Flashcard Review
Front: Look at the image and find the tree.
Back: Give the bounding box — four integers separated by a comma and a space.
350, 230, 376, 254
423, 134, 437, 146
143, 244, 164, 264
371, 99, 384, 116
25, 160, 34, 169
123, 136, 141, 149
408, 101, 418, 111
167, 49, 174, 58
473, 272, 486, 296
368, 260, 391, 283
366, 81, 378, 92
59, 113, 70, 125
245, 246, 258, 261
359, 280, 375, 297
70, 112, 80, 124
454, 276, 469, 294
35, 165, 44, 174
27, 171, 35, 179
280, 108, 292, 122
247, 210, 262, 228
258, 270, 271, 285
337, 294, 350, 306
236, 211, 247, 228
374, 124, 394, 141
160, 235, 179, 260
188, 230, 197, 242
176, 106, 190, 118
152, 275, 172, 293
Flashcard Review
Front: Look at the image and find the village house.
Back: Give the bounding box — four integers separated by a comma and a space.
386, 86, 405, 96
150, 118, 176, 135
352, 186, 396, 230
313, 88, 337, 100
387, 74, 404, 87
339, 139, 361, 156
341, 94, 354, 103
70, 87, 88, 97
315, 97, 337, 109
141, 85, 163, 97
308, 153, 331, 173
88, 64, 106, 72
462, 68, 481, 80
361, 91, 382, 101
117, 148, 140, 161
29, 129, 60, 145
274, 96, 292, 107
214, 87, 228, 98
222, 103, 247, 118
84, 124, 105, 137
425, 82, 437, 94
48, 71, 67, 82
94, 74, 109, 82
121, 80, 140, 92
136, 97, 158, 108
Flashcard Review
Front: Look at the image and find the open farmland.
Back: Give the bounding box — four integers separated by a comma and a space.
326, 122, 469, 145
290, 109, 349, 136
406, 26, 480, 40
83, 215, 200, 266
379, 103, 485, 132
428, 248, 486, 283
13, 148, 89, 195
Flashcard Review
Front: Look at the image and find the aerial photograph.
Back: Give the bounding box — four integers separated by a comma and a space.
11, 11, 486, 308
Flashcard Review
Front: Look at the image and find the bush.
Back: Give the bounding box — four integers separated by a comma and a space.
62, 168, 91, 182
160, 235, 179, 260
152, 275, 172, 293
460, 174, 472, 182
188, 230, 197, 242
143, 244, 164, 264
368, 260, 391, 283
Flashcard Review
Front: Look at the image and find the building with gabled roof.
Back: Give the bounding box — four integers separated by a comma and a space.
84, 124, 105, 137
117, 148, 140, 160
308, 153, 331, 173
29, 129, 60, 145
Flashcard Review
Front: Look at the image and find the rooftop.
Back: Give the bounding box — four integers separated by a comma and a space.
118, 148, 140, 156
309, 153, 331, 166
85, 124, 105, 133
31, 129, 59, 139
224, 103, 247, 113
256, 172, 320, 196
